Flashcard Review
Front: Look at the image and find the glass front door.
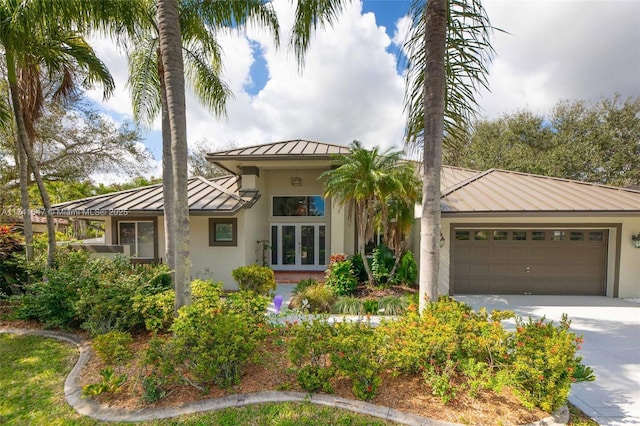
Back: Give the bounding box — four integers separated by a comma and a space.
271, 224, 326, 270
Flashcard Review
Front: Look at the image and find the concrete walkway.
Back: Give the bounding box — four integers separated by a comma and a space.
0, 326, 568, 425
456, 295, 640, 426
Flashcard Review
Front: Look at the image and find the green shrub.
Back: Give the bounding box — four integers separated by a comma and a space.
191, 279, 224, 308
0, 225, 25, 296
371, 245, 394, 285
332, 297, 365, 315
92, 331, 133, 364
171, 303, 257, 389
377, 295, 409, 316
285, 317, 336, 393
231, 265, 276, 296
140, 336, 177, 404
292, 278, 318, 295
350, 254, 368, 283
82, 367, 127, 396
376, 296, 514, 403
75, 257, 142, 335
325, 259, 357, 296
288, 282, 336, 313
132, 290, 175, 333
13, 251, 172, 333
330, 321, 383, 400
394, 251, 417, 287
363, 299, 378, 314
508, 315, 584, 412
226, 290, 270, 334
14, 250, 92, 328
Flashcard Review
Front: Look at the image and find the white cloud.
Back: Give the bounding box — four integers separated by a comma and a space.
478, 0, 640, 118
82, 0, 640, 161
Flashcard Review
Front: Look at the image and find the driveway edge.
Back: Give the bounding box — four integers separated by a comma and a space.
0, 328, 568, 425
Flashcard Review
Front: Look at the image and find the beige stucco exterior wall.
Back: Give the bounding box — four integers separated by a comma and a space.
242, 171, 270, 268
98, 166, 359, 288
410, 215, 640, 298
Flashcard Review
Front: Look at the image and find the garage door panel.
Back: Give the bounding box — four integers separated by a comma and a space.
453, 228, 607, 295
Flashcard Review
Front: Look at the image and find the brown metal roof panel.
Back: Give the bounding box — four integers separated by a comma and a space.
289, 140, 308, 155
443, 169, 640, 212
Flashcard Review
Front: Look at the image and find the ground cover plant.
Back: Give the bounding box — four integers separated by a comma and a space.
2, 250, 595, 425
0, 334, 395, 425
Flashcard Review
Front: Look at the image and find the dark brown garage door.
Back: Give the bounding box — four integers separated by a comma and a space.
453, 229, 607, 295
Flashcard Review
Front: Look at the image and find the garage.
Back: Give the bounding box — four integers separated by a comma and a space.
452, 228, 608, 295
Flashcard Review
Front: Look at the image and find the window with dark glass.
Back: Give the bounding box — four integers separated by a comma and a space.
493, 231, 508, 240
455, 230, 470, 240
532, 231, 546, 241
474, 231, 489, 240
118, 221, 155, 258
589, 231, 604, 241
570, 231, 584, 241
272, 196, 325, 216
512, 231, 527, 240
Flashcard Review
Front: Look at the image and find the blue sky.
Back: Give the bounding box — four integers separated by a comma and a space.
86, 0, 640, 174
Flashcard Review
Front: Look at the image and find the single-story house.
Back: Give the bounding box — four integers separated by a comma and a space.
50, 140, 640, 298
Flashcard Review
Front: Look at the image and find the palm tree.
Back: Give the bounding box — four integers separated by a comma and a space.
136, 0, 278, 310
0, 0, 144, 267
380, 161, 421, 276
155, 0, 191, 310
403, 0, 494, 310
128, 0, 278, 274
321, 141, 415, 285
290, 0, 495, 309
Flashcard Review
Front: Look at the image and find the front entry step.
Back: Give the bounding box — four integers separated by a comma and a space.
274, 270, 325, 284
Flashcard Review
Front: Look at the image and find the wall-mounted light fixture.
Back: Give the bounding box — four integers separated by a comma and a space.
439, 233, 445, 248
632, 232, 640, 249
291, 171, 302, 186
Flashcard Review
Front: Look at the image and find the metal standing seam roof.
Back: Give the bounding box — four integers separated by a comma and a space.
206, 139, 351, 160
441, 169, 640, 213
440, 166, 481, 191
49, 175, 259, 216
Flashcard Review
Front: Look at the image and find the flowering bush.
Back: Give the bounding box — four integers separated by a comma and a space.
325, 254, 357, 296
507, 315, 585, 412
330, 321, 383, 400
285, 317, 336, 393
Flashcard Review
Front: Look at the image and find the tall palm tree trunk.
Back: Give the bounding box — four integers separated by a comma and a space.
16, 141, 33, 261
157, 0, 191, 311
6, 50, 55, 267
158, 57, 175, 272
418, 0, 447, 312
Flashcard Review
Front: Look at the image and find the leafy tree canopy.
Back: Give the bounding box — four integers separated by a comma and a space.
187, 139, 233, 178
449, 95, 640, 187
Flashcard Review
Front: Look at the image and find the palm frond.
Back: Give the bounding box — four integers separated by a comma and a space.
404, 0, 498, 152
127, 36, 162, 127
290, 0, 350, 69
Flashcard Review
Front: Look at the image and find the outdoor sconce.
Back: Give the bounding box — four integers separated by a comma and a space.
439, 233, 445, 248
632, 232, 640, 249
290, 173, 302, 186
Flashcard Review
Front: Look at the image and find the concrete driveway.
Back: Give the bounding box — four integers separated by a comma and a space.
455, 295, 640, 426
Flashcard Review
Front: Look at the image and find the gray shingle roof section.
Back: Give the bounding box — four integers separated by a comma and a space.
441, 169, 640, 213
206, 139, 350, 160
50, 176, 258, 216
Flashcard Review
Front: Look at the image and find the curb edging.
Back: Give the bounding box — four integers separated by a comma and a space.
0, 328, 568, 425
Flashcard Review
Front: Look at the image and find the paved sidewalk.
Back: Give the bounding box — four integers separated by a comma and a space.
456, 295, 640, 426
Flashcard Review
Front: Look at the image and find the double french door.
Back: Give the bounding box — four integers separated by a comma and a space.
270, 224, 326, 270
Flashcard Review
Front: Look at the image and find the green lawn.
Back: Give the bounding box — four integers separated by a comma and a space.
0, 334, 395, 426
